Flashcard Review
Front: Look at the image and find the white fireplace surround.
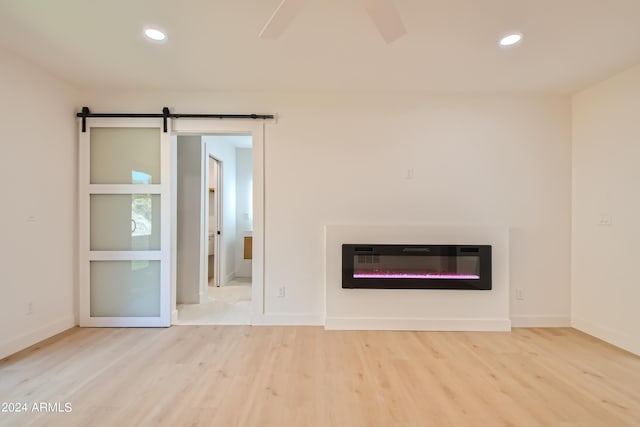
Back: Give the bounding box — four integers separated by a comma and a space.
324, 225, 510, 331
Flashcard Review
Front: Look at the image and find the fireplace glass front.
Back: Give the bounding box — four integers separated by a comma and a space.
342, 244, 491, 290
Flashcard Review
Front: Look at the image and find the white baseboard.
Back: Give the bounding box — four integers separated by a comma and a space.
252, 313, 323, 326
572, 317, 640, 356
0, 315, 76, 360
324, 317, 511, 331
171, 309, 179, 324
510, 315, 571, 327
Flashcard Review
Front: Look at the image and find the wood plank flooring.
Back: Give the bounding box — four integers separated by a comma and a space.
1, 327, 639, 426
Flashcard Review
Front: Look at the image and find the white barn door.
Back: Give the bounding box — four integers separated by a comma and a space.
79, 119, 171, 326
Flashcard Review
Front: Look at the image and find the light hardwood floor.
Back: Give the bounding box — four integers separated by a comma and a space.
1, 327, 639, 426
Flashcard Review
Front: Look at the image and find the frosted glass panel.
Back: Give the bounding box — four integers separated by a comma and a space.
90, 195, 161, 250
90, 127, 161, 184
90, 261, 160, 317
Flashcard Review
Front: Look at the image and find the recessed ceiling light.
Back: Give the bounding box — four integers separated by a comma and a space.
144, 27, 166, 42
499, 32, 522, 47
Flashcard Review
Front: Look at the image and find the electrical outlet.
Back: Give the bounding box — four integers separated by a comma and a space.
26, 302, 33, 315
515, 289, 524, 301
405, 168, 414, 180
277, 287, 286, 298
598, 215, 612, 226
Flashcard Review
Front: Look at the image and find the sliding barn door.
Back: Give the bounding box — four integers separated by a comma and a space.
79, 119, 170, 326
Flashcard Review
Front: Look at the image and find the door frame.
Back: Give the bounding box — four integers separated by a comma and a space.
170, 120, 265, 324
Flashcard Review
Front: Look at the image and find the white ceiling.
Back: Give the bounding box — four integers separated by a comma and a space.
0, 0, 639, 94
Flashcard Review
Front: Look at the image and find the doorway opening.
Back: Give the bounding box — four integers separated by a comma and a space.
175, 134, 254, 325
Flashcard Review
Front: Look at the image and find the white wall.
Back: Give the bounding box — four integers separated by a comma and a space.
572, 64, 640, 355
80, 90, 573, 325
204, 136, 237, 285
0, 45, 77, 358
176, 135, 202, 304
235, 148, 253, 278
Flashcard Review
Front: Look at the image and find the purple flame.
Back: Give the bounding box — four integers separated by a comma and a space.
354, 273, 480, 279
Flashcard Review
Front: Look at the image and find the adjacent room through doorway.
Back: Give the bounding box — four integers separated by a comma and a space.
175, 134, 253, 325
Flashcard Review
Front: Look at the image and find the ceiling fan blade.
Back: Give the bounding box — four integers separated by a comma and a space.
362, 0, 406, 43
259, 0, 309, 39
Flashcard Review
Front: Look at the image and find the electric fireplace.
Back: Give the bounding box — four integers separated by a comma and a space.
342, 244, 491, 290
